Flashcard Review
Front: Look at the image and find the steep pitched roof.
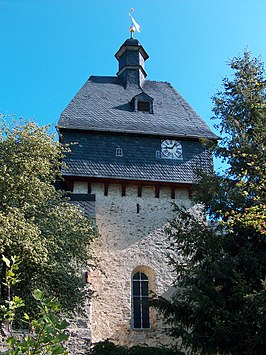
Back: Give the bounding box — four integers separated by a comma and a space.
58, 76, 218, 140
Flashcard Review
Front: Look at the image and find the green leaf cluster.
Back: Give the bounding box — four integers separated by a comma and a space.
156, 52, 266, 354
0, 117, 96, 317
6, 289, 70, 355
1, 256, 69, 354
1, 256, 24, 335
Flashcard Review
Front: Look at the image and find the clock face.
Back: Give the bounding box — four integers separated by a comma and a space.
161, 140, 182, 159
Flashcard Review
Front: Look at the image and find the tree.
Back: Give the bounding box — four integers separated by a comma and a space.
155, 52, 266, 354
0, 117, 96, 317
201, 51, 266, 233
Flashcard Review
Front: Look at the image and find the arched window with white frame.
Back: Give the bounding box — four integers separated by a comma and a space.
116, 147, 123, 157
132, 271, 150, 329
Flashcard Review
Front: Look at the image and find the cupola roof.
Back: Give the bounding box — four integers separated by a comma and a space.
115, 37, 148, 88
115, 38, 149, 61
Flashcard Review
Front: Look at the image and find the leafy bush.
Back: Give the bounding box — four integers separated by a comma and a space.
91, 340, 180, 355
1, 256, 69, 354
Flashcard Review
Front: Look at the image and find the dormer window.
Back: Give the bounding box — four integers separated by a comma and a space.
131, 92, 154, 114
138, 101, 150, 112
116, 147, 123, 157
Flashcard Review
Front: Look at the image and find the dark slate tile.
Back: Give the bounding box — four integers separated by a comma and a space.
58, 77, 218, 140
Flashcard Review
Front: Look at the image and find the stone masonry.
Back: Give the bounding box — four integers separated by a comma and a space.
73, 181, 194, 348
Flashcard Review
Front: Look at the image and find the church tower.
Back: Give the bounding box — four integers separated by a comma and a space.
57, 35, 217, 348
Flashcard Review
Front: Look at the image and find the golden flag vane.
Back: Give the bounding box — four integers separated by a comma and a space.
129, 8, 140, 38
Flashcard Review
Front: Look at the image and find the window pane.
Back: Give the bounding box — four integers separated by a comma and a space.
134, 318, 141, 328
142, 316, 150, 328
138, 101, 150, 112
142, 297, 149, 312
133, 280, 140, 296
141, 280, 148, 296
140, 272, 148, 280
142, 297, 150, 328
133, 298, 141, 328
133, 272, 140, 280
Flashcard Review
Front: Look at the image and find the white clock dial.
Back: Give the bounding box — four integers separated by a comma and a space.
161, 140, 182, 159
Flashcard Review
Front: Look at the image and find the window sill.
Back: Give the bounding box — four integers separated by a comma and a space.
131, 327, 152, 331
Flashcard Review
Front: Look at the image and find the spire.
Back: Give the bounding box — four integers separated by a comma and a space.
115, 38, 149, 88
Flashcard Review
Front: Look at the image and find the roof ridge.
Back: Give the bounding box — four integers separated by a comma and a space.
89, 75, 117, 79
145, 79, 171, 84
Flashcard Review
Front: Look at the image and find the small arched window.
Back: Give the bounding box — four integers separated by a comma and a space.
155, 150, 161, 159
132, 272, 150, 329
116, 147, 123, 157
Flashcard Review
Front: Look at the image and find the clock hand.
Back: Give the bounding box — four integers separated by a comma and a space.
168, 143, 177, 149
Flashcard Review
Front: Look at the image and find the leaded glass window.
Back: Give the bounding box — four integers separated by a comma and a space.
132, 272, 150, 329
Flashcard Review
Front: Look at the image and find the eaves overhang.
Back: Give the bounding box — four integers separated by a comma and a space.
57, 125, 219, 141
61, 173, 197, 186
116, 65, 147, 78
115, 44, 149, 61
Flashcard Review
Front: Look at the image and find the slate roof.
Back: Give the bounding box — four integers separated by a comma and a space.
58, 38, 217, 184
61, 131, 213, 184
58, 76, 218, 140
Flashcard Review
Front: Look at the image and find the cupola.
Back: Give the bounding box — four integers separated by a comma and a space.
115, 38, 149, 88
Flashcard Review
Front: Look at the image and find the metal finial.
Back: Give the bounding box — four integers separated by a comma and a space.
129, 8, 140, 38
130, 25, 135, 38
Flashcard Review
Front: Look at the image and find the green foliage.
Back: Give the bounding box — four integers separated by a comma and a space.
0, 117, 96, 316
199, 51, 266, 233
155, 52, 266, 354
0, 256, 24, 336
4, 290, 69, 355
1, 256, 69, 354
91, 340, 178, 355
157, 207, 265, 354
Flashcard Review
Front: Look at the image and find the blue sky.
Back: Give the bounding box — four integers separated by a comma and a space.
1, 0, 266, 170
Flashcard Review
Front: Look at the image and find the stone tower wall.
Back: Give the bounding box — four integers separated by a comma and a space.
85, 182, 193, 348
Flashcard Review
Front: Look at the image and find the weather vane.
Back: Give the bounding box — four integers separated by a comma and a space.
129, 8, 140, 38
